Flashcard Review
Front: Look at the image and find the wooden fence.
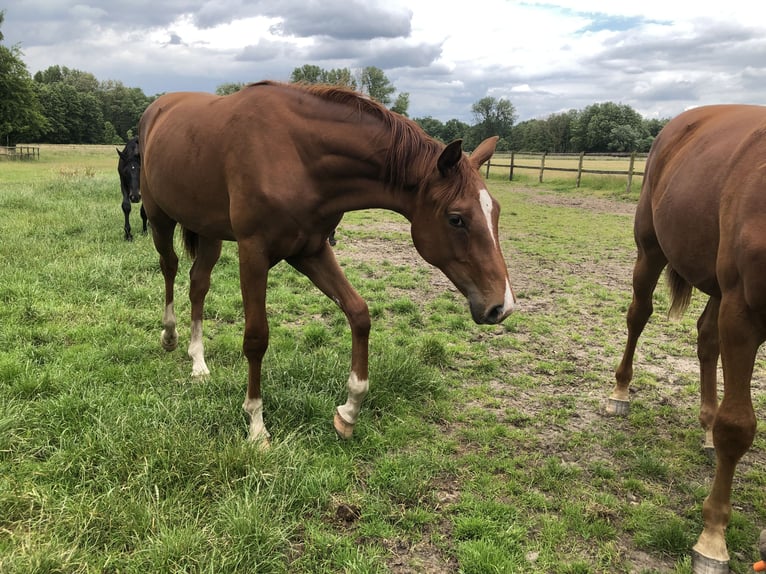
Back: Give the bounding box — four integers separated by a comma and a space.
484, 151, 647, 193
0, 146, 41, 160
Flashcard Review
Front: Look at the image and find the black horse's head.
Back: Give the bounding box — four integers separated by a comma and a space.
117, 137, 141, 203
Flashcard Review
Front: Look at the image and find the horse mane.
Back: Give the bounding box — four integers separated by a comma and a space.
247, 81, 471, 208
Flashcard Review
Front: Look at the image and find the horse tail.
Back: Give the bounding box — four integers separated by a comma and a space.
182, 227, 198, 260
666, 266, 692, 320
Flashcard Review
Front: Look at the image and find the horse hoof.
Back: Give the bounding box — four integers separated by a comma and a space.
605, 398, 629, 416
247, 432, 271, 450
161, 330, 178, 351
691, 548, 729, 573
191, 368, 210, 378
333, 411, 355, 439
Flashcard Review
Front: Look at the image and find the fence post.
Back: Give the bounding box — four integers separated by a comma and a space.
539, 152, 546, 183
625, 152, 636, 194
576, 152, 584, 188
486, 158, 491, 179
509, 152, 515, 181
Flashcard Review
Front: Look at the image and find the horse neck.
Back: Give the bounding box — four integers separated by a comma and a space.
307, 124, 430, 221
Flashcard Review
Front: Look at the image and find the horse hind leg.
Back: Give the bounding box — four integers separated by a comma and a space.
697, 297, 720, 455
607, 244, 667, 414
692, 291, 762, 571
186, 233, 222, 377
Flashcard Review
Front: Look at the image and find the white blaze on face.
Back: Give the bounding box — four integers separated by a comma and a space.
479, 188, 497, 247
479, 187, 517, 314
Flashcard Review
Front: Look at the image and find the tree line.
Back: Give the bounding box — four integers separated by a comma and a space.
1, 12, 668, 152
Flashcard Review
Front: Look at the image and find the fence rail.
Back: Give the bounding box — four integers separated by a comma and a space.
0, 146, 41, 160
485, 151, 647, 193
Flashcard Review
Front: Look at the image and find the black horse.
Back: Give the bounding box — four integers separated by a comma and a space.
117, 137, 147, 241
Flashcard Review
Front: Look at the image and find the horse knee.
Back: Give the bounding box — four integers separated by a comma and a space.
242, 333, 268, 362
346, 298, 370, 337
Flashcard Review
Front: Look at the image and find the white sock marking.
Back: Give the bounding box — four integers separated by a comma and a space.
243, 396, 270, 442
161, 303, 179, 349
336, 372, 369, 426
188, 319, 210, 377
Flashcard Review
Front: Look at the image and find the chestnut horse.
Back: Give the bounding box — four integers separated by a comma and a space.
607, 104, 766, 572
138, 81, 515, 445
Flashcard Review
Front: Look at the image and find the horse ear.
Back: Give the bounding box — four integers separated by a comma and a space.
437, 139, 464, 176
469, 136, 499, 170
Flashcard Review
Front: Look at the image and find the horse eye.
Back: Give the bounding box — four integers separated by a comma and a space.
448, 214, 465, 228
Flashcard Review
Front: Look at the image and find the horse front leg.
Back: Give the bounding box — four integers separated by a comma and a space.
187, 237, 222, 377
237, 241, 272, 445
149, 217, 179, 351
608, 246, 666, 414
122, 196, 133, 241
288, 244, 371, 439
692, 292, 760, 573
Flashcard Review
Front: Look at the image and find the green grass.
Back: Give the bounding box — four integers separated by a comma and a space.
0, 147, 765, 573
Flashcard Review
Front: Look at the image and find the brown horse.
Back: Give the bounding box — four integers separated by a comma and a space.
138, 81, 515, 445
607, 104, 766, 572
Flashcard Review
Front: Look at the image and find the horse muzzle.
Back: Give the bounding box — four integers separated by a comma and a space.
469, 282, 516, 325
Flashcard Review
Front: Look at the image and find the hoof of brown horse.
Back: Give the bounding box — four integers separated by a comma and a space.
247, 433, 271, 450
691, 548, 729, 573
605, 397, 630, 416
333, 411, 355, 440
161, 330, 178, 352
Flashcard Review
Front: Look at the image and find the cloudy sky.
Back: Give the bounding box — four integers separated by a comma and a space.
3, 1, 766, 123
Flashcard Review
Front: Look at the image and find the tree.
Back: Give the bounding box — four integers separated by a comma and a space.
290, 64, 324, 84
99, 80, 151, 142
34, 81, 104, 143
215, 82, 245, 96
359, 66, 395, 105
471, 96, 516, 144
570, 102, 648, 153
290, 65, 357, 89
414, 116, 445, 140
0, 11, 48, 144
442, 119, 470, 143
390, 92, 409, 117
290, 64, 407, 115
323, 68, 356, 89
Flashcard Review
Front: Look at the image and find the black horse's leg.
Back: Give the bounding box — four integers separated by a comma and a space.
122, 196, 133, 241
140, 204, 148, 235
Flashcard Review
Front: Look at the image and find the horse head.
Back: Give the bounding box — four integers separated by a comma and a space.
410, 136, 515, 325
117, 140, 141, 203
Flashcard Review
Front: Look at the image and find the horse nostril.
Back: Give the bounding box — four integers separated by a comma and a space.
485, 304, 506, 324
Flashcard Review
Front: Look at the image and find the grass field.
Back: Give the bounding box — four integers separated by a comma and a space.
1, 147, 765, 573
